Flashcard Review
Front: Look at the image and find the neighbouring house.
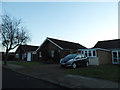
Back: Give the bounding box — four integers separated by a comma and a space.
15, 45, 39, 61
94, 39, 120, 64
78, 39, 120, 65
1, 52, 16, 61
36, 37, 87, 61
78, 48, 112, 65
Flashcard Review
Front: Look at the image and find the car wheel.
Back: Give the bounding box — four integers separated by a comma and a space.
85, 62, 89, 67
72, 63, 77, 69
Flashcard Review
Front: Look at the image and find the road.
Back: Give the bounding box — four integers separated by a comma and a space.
2, 68, 67, 89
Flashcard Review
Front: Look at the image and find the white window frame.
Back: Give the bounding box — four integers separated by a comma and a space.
81, 49, 96, 57
89, 50, 97, 57
32, 51, 36, 54
51, 50, 54, 57
16, 54, 19, 58
88, 50, 92, 57
81, 51, 84, 54
92, 50, 97, 57
24, 53, 26, 58
112, 50, 120, 64
39, 52, 42, 58
84, 50, 88, 57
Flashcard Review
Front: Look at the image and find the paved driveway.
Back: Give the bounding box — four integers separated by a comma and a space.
19, 64, 67, 77
2, 68, 67, 88
4, 63, 119, 88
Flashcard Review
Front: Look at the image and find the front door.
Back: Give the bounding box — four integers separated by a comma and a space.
112, 51, 120, 64
27, 52, 31, 61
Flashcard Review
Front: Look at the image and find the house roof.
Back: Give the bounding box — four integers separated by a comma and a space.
93, 39, 120, 50
16, 45, 39, 53
37, 37, 87, 51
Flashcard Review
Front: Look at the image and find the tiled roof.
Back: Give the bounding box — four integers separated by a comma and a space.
93, 39, 120, 49
47, 37, 86, 50
16, 45, 39, 53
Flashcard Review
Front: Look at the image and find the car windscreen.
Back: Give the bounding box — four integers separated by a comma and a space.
63, 54, 77, 61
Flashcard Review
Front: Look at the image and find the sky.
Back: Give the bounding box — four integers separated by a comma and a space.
1, 1, 118, 52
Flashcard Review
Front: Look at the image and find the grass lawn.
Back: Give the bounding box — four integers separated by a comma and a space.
9, 61, 44, 66
65, 65, 120, 82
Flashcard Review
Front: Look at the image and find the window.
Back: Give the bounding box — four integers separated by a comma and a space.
118, 52, 120, 58
77, 54, 81, 58
81, 54, 85, 58
112, 51, 119, 64
39, 52, 42, 57
24, 53, 26, 58
81, 51, 84, 54
58, 50, 60, 53
16, 54, 19, 58
119, 52, 120, 63
113, 52, 117, 58
93, 50, 96, 56
33, 51, 36, 54
88, 51, 91, 57
81, 50, 96, 57
85, 51, 87, 57
51, 50, 54, 57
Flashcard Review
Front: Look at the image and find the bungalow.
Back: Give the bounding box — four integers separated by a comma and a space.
78, 39, 120, 65
94, 39, 120, 64
36, 37, 86, 61
78, 48, 112, 65
15, 45, 39, 61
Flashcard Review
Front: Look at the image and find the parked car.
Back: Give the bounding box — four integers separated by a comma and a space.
60, 53, 89, 69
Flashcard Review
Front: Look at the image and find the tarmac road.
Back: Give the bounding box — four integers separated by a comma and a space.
2, 68, 67, 89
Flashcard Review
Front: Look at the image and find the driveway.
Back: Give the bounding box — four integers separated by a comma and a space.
18, 64, 67, 77
2, 68, 67, 88
3, 63, 119, 88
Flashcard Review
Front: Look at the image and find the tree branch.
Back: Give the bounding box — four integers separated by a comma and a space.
1, 14, 30, 53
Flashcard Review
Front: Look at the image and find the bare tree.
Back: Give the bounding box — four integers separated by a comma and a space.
0, 14, 30, 65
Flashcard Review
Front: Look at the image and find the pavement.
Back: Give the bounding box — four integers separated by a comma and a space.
3, 68, 67, 88
2, 62, 120, 89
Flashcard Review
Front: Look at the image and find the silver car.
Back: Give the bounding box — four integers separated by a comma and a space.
60, 53, 89, 69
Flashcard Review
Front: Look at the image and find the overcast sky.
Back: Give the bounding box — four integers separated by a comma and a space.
1, 1, 118, 52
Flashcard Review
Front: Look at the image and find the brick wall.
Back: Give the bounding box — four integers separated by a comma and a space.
97, 50, 112, 65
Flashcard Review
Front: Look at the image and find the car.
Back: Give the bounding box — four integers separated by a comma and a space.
60, 53, 89, 69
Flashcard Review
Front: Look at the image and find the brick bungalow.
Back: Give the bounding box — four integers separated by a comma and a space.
94, 39, 120, 64
15, 45, 39, 61
78, 39, 120, 65
36, 37, 87, 61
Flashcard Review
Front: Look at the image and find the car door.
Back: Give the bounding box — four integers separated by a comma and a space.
81, 55, 88, 65
75, 55, 82, 66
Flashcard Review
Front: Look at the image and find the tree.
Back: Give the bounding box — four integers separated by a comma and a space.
0, 14, 30, 65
